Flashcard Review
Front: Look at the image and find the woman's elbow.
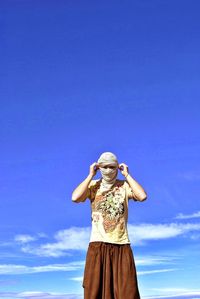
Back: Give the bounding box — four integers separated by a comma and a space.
72, 192, 86, 203
137, 192, 147, 202
72, 192, 79, 202
141, 195, 147, 201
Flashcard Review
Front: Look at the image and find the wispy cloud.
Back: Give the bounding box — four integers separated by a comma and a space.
0, 279, 19, 286
70, 277, 83, 282
145, 288, 200, 298
0, 291, 83, 299
21, 227, 91, 257
177, 171, 200, 181
70, 268, 178, 282
17, 222, 200, 257
128, 222, 200, 245
175, 211, 200, 220
14, 233, 47, 244
190, 233, 200, 240
136, 256, 178, 266
0, 253, 178, 277
138, 268, 178, 275
14, 235, 38, 243
0, 261, 84, 275
1, 290, 200, 299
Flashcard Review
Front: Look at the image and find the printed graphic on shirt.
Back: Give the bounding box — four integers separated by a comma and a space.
91, 181, 127, 234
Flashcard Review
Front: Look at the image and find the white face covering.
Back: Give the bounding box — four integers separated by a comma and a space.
97, 152, 119, 192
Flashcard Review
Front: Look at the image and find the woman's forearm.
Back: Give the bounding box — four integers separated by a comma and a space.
126, 174, 147, 201
72, 173, 93, 202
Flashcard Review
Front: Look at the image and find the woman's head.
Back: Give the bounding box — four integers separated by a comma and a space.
97, 152, 118, 167
97, 152, 118, 184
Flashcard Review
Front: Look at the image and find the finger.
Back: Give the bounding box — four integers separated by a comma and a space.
119, 163, 125, 168
121, 163, 127, 167
121, 163, 128, 169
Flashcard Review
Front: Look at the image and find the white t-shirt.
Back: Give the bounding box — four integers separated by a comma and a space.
85, 179, 138, 244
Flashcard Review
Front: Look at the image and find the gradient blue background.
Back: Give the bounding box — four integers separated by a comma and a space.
1, 0, 200, 298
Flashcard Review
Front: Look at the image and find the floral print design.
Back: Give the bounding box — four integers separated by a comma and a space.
96, 189, 124, 220
91, 181, 126, 233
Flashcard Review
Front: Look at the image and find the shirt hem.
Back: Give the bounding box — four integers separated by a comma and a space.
89, 239, 131, 245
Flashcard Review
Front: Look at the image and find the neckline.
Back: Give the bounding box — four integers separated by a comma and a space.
97, 178, 121, 194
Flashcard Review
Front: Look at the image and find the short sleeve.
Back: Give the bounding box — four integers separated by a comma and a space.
124, 181, 137, 201
87, 180, 100, 201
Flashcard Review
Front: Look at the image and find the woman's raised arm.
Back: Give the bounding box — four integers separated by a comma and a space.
71, 162, 98, 203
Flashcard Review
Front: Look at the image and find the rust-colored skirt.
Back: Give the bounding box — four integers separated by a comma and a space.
82, 241, 141, 299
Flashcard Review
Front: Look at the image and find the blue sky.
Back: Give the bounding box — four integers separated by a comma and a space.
1, 0, 200, 298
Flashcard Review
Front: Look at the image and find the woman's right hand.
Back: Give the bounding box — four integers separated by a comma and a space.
89, 162, 99, 177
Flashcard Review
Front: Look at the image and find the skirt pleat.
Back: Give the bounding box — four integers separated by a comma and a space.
82, 241, 141, 299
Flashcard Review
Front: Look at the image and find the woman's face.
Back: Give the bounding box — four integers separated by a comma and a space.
100, 165, 116, 170
98, 164, 118, 182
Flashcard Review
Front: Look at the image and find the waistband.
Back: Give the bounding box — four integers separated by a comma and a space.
89, 241, 131, 248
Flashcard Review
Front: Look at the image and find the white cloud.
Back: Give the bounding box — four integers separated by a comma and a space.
14, 235, 37, 243
21, 227, 91, 257
70, 277, 83, 282
0, 241, 14, 247
18, 291, 82, 299
145, 288, 200, 298
138, 268, 178, 275
128, 222, 200, 245
0, 261, 84, 275
17, 222, 200, 257
190, 233, 200, 240
0, 253, 178, 277
14, 233, 47, 244
70, 268, 178, 282
175, 211, 200, 220
0, 291, 82, 299
1, 290, 200, 299
135, 256, 178, 266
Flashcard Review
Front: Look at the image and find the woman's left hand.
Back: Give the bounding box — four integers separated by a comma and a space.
118, 163, 129, 177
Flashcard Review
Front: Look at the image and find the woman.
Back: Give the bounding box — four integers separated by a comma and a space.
72, 152, 147, 299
